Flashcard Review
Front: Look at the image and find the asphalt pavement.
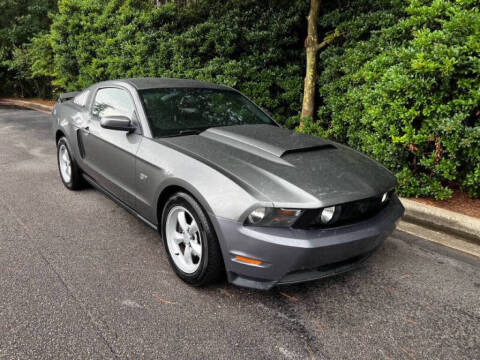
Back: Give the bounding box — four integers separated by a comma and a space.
0, 105, 479, 360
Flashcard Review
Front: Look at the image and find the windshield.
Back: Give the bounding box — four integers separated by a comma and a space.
139, 88, 276, 137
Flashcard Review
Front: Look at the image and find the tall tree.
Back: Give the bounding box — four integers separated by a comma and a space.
300, 0, 338, 127
0, 0, 56, 96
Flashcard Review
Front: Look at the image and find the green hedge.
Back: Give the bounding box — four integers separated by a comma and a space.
302, 0, 480, 199
0, 0, 56, 97
32, 0, 307, 125
21, 0, 480, 199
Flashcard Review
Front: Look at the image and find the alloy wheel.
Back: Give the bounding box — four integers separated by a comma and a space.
58, 144, 72, 183
165, 206, 203, 273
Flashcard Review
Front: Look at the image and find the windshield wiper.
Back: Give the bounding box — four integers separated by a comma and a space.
157, 128, 209, 138
177, 128, 206, 136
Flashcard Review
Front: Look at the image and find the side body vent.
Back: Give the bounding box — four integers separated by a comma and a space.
76, 129, 86, 158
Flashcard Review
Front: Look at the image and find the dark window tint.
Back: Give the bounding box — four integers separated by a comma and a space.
139, 88, 276, 137
92, 88, 135, 119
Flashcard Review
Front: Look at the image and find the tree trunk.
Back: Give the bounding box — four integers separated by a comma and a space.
300, 0, 321, 127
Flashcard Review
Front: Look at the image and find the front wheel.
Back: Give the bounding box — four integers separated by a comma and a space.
57, 137, 84, 190
161, 192, 224, 286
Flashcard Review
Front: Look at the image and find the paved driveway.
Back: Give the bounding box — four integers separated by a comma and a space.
0, 105, 479, 359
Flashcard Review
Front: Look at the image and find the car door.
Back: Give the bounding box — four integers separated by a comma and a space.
78, 87, 142, 208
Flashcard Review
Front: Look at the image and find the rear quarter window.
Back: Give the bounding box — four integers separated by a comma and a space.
73, 90, 90, 107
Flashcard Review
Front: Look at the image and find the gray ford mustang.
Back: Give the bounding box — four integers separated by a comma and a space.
52, 77, 404, 290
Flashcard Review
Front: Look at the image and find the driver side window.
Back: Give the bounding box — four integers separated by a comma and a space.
92, 88, 135, 120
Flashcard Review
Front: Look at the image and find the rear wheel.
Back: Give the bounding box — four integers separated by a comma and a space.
161, 192, 223, 286
57, 137, 84, 190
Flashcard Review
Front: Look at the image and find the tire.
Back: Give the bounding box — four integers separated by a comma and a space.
57, 137, 84, 190
161, 192, 224, 286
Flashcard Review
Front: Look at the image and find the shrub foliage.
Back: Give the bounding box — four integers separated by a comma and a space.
2, 0, 479, 199
302, 0, 480, 198
39, 0, 307, 125
0, 0, 56, 97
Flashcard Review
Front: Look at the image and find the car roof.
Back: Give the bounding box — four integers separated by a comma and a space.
96, 77, 235, 91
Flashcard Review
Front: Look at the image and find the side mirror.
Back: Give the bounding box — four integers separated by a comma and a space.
100, 115, 135, 132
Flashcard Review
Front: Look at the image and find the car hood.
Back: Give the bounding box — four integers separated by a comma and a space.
158, 124, 396, 208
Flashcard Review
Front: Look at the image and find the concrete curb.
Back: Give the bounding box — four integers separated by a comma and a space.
0, 98, 54, 113
400, 198, 480, 244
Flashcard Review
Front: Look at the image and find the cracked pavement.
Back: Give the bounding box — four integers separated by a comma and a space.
0, 105, 479, 359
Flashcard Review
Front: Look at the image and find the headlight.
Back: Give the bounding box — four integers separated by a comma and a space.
244, 208, 303, 227
320, 206, 336, 224
247, 207, 266, 224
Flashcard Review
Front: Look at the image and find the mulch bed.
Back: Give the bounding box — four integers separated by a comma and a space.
411, 190, 480, 219
5, 97, 56, 107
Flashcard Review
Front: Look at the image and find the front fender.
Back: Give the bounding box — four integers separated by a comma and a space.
136, 137, 271, 225
153, 177, 217, 222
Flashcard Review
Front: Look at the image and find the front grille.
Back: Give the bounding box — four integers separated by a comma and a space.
293, 191, 393, 229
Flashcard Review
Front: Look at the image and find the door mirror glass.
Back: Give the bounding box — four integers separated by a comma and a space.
100, 115, 135, 132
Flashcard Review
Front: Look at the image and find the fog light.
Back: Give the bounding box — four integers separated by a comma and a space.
321, 206, 336, 224
247, 207, 265, 224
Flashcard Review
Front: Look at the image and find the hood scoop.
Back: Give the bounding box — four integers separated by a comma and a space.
281, 144, 335, 156
201, 124, 335, 158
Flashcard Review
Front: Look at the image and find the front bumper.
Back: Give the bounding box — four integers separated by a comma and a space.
212, 196, 404, 290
